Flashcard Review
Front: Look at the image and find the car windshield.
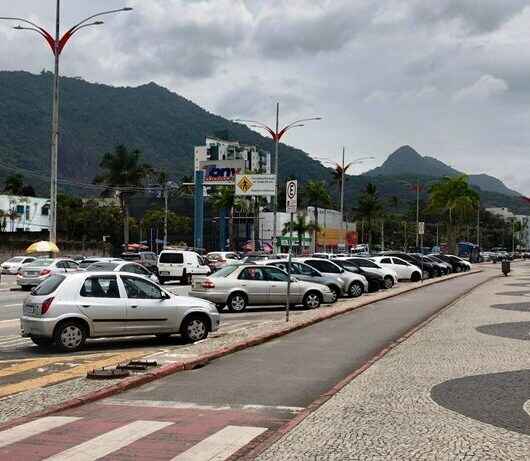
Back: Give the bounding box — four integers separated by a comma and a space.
27, 259, 54, 267
121, 253, 141, 261
31, 275, 66, 296
7, 257, 25, 263
211, 265, 239, 277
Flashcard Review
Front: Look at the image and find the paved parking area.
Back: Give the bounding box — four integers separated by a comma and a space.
257, 266, 530, 460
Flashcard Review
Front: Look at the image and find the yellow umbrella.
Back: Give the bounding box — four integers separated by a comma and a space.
26, 241, 60, 254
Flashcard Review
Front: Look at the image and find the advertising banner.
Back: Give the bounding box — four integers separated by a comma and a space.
199, 160, 245, 185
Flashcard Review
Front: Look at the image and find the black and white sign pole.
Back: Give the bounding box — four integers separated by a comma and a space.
286, 180, 298, 322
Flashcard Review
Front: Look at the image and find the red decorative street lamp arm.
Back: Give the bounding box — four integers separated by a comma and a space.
0, 17, 55, 51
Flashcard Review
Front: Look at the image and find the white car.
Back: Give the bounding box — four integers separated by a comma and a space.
158, 250, 211, 285
336, 257, 399, 288
371, 256, 422, 282
20, 272, 220, 351
295, 257, 369, 297
85, 261, 159, 284
17, 258, 80, 290
1, 256, 37, 274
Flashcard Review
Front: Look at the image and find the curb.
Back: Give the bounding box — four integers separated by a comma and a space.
0, 269, 485, 431
236, 272, 499, 461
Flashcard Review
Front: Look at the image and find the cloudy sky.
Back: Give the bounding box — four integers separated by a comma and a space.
1, 0, 530, 192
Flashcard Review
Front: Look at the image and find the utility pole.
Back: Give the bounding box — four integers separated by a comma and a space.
273, 102, 280, 253
341, 146, 345, 249
415, 180, 420, 250
476, 205, 480, 247
381, 220, 384, 252
163, 184, 169, 249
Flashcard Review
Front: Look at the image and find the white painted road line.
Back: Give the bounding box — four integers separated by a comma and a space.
43, 420, 172, 461
0, 304, 21, 308
0, 416, 82, 449
170, 425, 268, 461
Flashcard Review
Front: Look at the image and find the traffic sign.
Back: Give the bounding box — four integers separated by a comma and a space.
286, 180, 298, 214
418, 222, 425, 235
235, 175, 276, 196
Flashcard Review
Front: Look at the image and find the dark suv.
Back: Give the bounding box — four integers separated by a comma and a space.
120, 251, 158, 274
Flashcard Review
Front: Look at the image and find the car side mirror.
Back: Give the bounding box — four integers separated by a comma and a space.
161, 292, 171, 301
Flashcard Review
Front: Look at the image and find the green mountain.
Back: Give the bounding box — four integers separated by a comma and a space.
365, 145, 520, 197
0, 70, 527, 215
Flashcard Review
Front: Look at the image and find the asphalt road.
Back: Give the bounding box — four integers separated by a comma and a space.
122, 271, 493, 408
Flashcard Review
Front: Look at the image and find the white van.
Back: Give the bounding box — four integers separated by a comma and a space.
158, 250, 211, 285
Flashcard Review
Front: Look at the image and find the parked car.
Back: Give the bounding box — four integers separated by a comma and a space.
371, 256, 422, 282
78, 257, 123, 270
448, 254, 472, 271
295, 258, 369, 298
1, 256, 37, 275
335, 257, 398, 289
332, 259, 385, 292
265, 260, 344, 302
158, 250, 211, 285
411, 254, 448, 276
382, 252, 439, 279
206, 252, 240, 271
426, 255, 453, 274
85, 261, 159, 283
17, 258, 80, 290
120, 252, 158, 273
240, 253, 275, 263
20, 272, 220, 351
189, 264, 335, 312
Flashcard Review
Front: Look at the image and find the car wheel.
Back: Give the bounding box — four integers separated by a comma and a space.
455, 266, 461, 273
349, 281, 364, 298
30, 336, 54, 347
54, 321, 86, 352
303, 291, 322, 309
227, 293, 248, 312
383, 276, 394, 289
328, 285, 340, 303
410, 272, 421, 282
181, 315, 209, 343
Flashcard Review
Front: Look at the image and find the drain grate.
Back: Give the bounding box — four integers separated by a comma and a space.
87, 368, 130, 380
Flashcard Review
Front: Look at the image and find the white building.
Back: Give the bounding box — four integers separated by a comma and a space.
0, 195, 50, 233
486, 207, 530, 249
194, 137, 271, 175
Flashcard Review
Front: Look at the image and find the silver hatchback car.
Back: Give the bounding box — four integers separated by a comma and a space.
17, 258, 80, 290
20, 272, 220, 352
189, 264, 335, 312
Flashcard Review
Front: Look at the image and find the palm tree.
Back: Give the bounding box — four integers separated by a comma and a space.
428, 175, 479, 253
282, 212, 318, 253
94, 145, 154, 245
3, 174, 24, 195
304, 180, 332, 252
357, 183, 383, 248
210, 186, 237, 250
331, 163, 352, 208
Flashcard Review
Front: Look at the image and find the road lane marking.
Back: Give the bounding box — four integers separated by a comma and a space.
0, 304, 21, 308
43, 420, 172, 461
0, 350, 148, 398
103, 399, 304, 413
0, 416, 82, 449
170, 425, 268, 461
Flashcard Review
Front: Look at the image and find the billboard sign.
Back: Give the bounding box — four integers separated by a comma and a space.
235, 174, 276, 196
199, 160, 245, 185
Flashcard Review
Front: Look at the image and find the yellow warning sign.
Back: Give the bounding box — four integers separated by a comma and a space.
237, 176, 254, 193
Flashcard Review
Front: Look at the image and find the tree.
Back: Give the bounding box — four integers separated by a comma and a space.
356, 183, 383, 248
210, 186, 237, 251
4, 174, 24, 195
331, 163, 352, 208
143, 208, 192, 242
94, 145, 153, 245
282, 212, 317, 254
428, 176, 480, 253
304, 180, 332, 252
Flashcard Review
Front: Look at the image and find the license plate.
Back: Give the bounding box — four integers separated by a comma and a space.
160, 271, 170, 276
26, 272, 38, 276
23, 304, 37, 315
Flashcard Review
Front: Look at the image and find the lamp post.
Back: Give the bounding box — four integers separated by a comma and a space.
1, 3, 133, 244
399, 179, 423, 250
234, 104, 321, 252
316, 153, 374, 249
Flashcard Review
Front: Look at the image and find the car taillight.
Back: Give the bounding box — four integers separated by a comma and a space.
40, 268, 51, 276
202, 280, 215, 289
41, 297, 54, 315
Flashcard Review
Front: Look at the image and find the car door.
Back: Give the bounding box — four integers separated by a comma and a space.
121, 275, 175, 334
78, 275, 127, 336
238, 267, 269, 304
389, 257, 409, 278
262, 266, 291, 304
379, 257, 398, 276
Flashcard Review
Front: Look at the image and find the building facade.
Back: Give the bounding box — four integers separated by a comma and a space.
0, 195, 50, 233
486, 207, 530, 249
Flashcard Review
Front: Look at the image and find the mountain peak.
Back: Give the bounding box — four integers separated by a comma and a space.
389, 145, 422, 161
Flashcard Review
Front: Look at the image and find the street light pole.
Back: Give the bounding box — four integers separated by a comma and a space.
416, 180, 420, 250
1, 6, 133, 244
234, 109, 321, 253
341, 146, 345, 248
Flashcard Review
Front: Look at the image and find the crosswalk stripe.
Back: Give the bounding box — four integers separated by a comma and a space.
43, 420, 172, 461
0, 337, 30, 346
170, 425, 268, 461
0, 417, 82, 449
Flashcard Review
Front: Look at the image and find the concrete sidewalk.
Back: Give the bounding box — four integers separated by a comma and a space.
257, 265, 530, 460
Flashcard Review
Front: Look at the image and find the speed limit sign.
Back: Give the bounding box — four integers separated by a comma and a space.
286, 180, 298, 214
